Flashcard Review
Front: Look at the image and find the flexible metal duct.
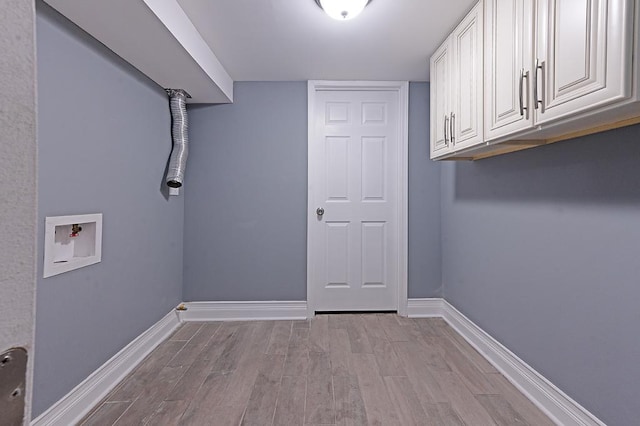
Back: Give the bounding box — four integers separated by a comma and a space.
165, 88, 191, 188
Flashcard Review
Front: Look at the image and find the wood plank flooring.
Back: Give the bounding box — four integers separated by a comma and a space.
81, 315, 553, 426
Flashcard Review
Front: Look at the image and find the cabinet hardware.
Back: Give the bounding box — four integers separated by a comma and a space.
450, 112, 456, 145
444, 115, 449, 144
519, 69, 524, 116
534, 59, 545, 112
519, 69, 530, 118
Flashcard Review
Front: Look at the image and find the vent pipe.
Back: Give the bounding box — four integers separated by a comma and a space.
165, 88, 191, 188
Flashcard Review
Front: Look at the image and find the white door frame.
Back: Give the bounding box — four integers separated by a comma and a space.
306, 80, 409, 317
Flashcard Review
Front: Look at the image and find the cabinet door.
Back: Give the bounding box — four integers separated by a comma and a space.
451, 1, 483, 149
534, 0, 633, 124
484, 0, 534, 141
430, 39, 452, 158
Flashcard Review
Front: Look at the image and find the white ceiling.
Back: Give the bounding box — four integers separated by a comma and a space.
45, 0, 476, 102
178, 0, 476, 82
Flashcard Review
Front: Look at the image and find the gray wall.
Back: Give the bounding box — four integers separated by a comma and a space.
183, 82, 442, 301
34, 3, 183, 417
408, 82, 442, 298
0, 0, 38, 422
183, 82, 308, 301
441, 124, 640, 426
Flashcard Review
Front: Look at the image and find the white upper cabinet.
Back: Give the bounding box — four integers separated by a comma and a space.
533, 0, 634, 124
430, 42, 452, 157
430, 2, 484, 159
484, 0, 535, 140
452, 4, 484, 149
485, 0, 633, 140
432, 0, 638, 160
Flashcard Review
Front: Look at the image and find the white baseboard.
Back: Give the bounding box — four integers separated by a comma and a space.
31, 310, 181, 426
406, 298, 445, 317
441, 301, 605, 426
178, 301, 308, 321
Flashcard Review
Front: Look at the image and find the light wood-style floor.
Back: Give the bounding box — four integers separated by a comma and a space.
81, 315, 554, 425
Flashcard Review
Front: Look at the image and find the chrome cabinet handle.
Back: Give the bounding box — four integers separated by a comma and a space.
450, 112, 455, 145
519, 69, 525, 116
519, 69, 529, 117
534, 59, 545, 112
316, 207, 324, 216
443, 115, 449, 144
533, 59, 539, 109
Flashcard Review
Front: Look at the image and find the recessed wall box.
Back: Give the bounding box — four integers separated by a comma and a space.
43, 213, 103, 278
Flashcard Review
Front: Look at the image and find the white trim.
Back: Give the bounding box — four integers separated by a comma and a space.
306, 80, 409, 317
31, 310, 181, 426
178, 301, 308, 322
397, 82, 409, 316
306, 81, 315, 319
441, 300, 606, 426
406, 298, 444, 317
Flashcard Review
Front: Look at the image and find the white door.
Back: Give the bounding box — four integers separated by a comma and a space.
308, 84, 407, 313
534, 0, 632, 124
484, 0, 534, 141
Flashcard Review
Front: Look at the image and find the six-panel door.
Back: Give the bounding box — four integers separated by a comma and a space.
310, 90, 399, 312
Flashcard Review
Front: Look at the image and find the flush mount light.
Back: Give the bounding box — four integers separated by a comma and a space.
315, 0, 372, 21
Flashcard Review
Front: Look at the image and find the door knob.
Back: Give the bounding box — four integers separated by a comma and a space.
316, 207, 325, 216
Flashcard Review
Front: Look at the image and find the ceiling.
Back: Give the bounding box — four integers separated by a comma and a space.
177, 0, 476, 82
45, 0, 476, 102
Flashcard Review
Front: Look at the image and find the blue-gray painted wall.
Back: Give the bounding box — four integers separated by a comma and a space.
34, 3, 183, 416
182, 82, 442, 301
183, 82, 308, 301
441, 124, 640, 426
408, 82, 442, 298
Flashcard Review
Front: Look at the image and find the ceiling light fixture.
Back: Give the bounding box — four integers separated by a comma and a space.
314, 0, 372, 21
